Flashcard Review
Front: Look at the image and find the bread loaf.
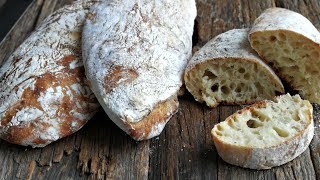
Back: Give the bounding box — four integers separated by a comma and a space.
0, 1, 100, 147
82, 0, 196, 140
249, 8, 320, 103
184, 29, 284, 107
211, 94, 314, 169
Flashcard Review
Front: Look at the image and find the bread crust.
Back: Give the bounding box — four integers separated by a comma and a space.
249, 8, 320, 103
211, 95, 314, 169
82, 0, 196, 140
184, 29, 284, 107
249, 8, 320, 44
0, 1, 100, 147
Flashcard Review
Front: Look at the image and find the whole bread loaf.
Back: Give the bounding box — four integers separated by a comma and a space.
184, 29, 284, 107
249, 8, 320, 103
82, 0, 196, 140
212, 94, 314, 169
0, 1, 100, 147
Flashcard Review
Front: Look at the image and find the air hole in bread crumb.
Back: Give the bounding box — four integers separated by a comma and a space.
227, 120, 235, 128
203, 70, 217, 79
280, 57, 294, 64
293, 126, 300, 132
252, 131, 260, 135
311, 71, 318, 75
235, 85, 241, 93
278, 32, 286, 41
292, 111, 300, 121
221, 86, 230, 95
252, 40, 260, 46
238, 68, 245, 73
283, 49, 290, 54
275, 91, 282, 96
251, 110, 270, 122
244, 73, 250, 80
254, 82, 263, 93
268, 62, 274, 67
216, 131, 222, 136
217, 125, 223, 131
237, 83, 245, 92
246, 119, 262, 128
273, 127, 289, 137
253, 63, 258, 72
230, 83, 236, 89
211, 84, 219, 92
269, 35, 277, 42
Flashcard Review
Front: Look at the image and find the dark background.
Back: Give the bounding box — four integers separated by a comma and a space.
0, 0, 32, 41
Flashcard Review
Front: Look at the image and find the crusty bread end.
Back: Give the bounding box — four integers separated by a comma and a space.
249, 8, 320, 103
211, 94, 314, 169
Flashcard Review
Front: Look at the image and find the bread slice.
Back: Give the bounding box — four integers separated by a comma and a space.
184, 29, 284, 107
211, 94, 314, 169
249, 8, 320, 103
82, 0, 196, 140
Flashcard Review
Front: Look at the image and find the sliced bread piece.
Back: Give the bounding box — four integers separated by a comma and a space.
184, 29, 284, 107
211, 94, 314, 169
249, 8, 320, 103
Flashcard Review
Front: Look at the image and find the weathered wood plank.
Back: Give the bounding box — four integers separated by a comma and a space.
275, 0, 320, 27
0, 0, 320, 179
0, 0, 44, 66
149, 97, 219, 179
310, 104, 320, 179
194, 0, 276, 46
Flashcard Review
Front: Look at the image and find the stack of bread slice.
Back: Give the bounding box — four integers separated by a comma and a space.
184, 8, 318, 169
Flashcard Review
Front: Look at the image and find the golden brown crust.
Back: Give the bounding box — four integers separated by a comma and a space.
211, 94, 314, 169
248, 8, 320, 103
125, 96, 179, 141
184, 29, 284, 108
104, 66, 138, 93
1, 64, 96, 146
212, 133, 252, 167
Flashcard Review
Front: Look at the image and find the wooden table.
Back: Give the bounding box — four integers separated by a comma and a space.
0, 0, 319, 179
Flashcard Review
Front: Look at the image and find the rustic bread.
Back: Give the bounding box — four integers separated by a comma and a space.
82, 0, 196, 140
184, 29, 284, 107
211, 94, 314, 169
249, 8, 320, 103
0, 1, 100, 147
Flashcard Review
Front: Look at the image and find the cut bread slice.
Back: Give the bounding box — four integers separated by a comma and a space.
211, 94, 314, 169
249, 8, 320, 103
184, 29, 284, 107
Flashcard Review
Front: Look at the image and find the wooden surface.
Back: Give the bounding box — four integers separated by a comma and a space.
0, 0, 320, 179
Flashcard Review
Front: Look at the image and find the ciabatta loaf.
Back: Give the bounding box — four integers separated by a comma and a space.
211, 94, 314, 169
249, 8, 320, 103
184, 29, 284, 107
0, 1, 100, 147
82, 0, 196, 140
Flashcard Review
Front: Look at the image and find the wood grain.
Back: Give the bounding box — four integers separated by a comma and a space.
0, 0, 320, 179
0, 0, 44, 66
